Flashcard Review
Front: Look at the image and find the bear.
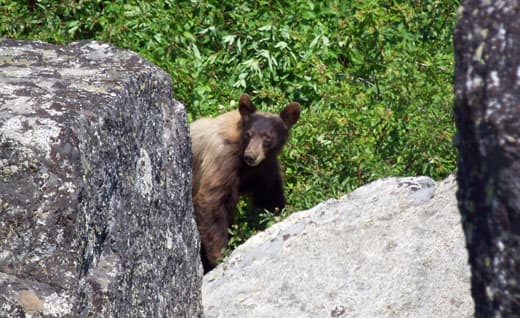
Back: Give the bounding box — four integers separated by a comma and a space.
190, 93, 300, 273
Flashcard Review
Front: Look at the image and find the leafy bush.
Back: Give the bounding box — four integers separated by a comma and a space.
1, 0, 459, 248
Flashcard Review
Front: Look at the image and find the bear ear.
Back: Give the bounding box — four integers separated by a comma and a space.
238, 94, 257, 121
280, 102, 301, 129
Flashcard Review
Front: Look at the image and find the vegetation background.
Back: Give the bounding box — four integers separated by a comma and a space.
1, 0, 459, 250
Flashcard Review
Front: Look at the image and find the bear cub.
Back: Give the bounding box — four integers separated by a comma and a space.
190, 93, 300, 273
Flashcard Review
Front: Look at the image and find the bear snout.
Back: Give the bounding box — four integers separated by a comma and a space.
244, 153, 258, 166
243, 151, 265, 166
243, 139, 265, 166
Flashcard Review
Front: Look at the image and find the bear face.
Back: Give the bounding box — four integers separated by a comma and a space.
238, 94, 300, 167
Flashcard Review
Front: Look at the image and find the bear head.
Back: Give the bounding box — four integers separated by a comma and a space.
238, 93, 300, 167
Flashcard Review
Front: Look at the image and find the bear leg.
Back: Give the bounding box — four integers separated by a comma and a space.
200, 223, 228, 272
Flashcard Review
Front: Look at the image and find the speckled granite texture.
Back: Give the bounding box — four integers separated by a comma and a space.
0, 39, 203, 317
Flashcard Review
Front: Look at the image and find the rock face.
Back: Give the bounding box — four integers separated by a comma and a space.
454, 1, 520, 316
0, 39, 203, 317
203, 176, 473, 317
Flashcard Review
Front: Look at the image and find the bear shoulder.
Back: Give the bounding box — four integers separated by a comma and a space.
190, 110, 242, 147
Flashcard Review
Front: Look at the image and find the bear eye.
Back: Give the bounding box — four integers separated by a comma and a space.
263, 136, 273, 147
245, 131, 252, 139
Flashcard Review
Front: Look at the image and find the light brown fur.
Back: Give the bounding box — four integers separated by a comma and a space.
190, 110, 244, 269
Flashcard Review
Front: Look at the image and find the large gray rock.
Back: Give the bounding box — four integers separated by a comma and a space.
203, 176, 473, 317
0, 39, 203, 317
454, 1, 520, 316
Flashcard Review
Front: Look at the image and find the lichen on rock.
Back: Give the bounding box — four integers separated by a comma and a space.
0, 39, 203, 317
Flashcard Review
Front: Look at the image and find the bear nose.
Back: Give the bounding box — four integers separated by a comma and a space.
244, 154, 256, 166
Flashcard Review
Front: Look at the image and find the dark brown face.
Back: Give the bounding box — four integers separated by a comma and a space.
243, 115, 288, 167
237, 93, 301, 167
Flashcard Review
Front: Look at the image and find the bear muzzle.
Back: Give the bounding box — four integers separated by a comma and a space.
244, 153, 265, 166
243, 140, 265, 167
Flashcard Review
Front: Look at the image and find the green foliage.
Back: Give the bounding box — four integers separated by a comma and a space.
1, 0, 459, 247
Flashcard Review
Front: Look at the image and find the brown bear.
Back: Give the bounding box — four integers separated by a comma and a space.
190, 93, 300, 273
